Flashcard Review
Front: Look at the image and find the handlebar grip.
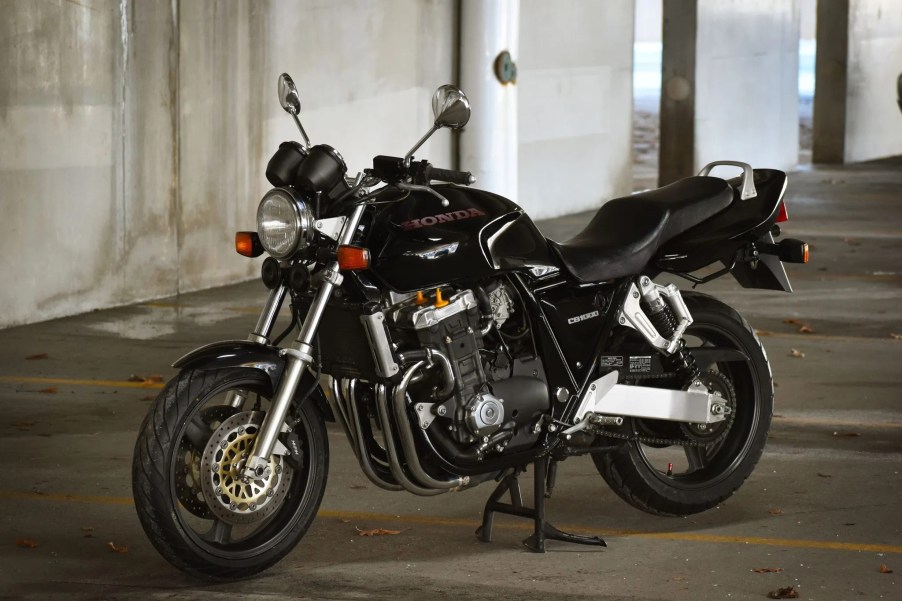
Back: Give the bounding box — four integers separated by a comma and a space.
428, 166, 476, 186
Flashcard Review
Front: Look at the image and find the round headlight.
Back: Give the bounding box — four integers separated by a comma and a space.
256, 188, 313, 259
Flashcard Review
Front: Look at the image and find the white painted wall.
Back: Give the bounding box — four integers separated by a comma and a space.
693, 0, 800, 174
517, 0, 634, 220
843, 0, 902, 162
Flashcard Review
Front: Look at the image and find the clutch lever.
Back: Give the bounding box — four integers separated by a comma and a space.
395, 182, 450, 207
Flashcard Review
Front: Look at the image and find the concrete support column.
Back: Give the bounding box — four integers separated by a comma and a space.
459, 0, 519, 200
813, 0, 902, 163
517, 0, 633, 219
660, 0, 800, 185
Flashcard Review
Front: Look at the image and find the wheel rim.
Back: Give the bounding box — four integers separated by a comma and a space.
633, 319, 762, 490
168, 377, 318, 559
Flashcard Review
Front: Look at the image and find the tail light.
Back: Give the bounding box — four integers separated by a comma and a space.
775, 202, 789, 223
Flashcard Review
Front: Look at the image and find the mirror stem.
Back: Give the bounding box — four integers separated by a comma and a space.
403, 123, 440, 167
291, 113, 311, 149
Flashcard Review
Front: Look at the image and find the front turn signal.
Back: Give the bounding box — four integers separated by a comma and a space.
337, 245, 371, 271
236, 231, 264, 257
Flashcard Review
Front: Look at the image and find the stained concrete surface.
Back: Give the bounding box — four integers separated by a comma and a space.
0, 158, 900, 600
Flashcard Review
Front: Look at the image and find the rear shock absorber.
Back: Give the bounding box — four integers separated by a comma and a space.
638, 277, 700, 382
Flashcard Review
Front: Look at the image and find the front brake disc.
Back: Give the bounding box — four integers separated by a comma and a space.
174, 406, 239, 519
200, 411, 293, 526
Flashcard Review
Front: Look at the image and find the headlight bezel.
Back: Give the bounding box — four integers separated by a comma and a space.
255, 187, 314, 259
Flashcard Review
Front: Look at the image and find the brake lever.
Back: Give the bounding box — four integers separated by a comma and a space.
395, 182, 450, 207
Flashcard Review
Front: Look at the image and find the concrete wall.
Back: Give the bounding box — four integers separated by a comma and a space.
0, 0, 454, 328
0, 0, 179, 328
660, 0, 799, 183
813, 0, 902, 163
518, 0, 634, 220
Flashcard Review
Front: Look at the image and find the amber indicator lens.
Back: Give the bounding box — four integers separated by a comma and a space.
337, 245, 370, 270
235, 231, 264, 257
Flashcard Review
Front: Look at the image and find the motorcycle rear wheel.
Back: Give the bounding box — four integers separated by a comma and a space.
132, 367, 328, 578
592, 292, 773, 516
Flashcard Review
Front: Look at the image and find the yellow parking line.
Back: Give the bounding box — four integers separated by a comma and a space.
0, 376, 165, 389
2, 489, 900, 555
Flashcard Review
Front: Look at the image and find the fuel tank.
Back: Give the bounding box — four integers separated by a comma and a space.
365, 185, 557, 292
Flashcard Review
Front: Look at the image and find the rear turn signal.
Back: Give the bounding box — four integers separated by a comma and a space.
778, 239, 809, 263
236, 231, 264, 257
337, 245, 370, 271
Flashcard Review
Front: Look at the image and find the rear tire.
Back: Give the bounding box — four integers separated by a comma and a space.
592, 292, 772, 516
132, 367, 328, 578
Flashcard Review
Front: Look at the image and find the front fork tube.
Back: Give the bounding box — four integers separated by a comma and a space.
242, 204, 366, 480
225, 284, 289, 409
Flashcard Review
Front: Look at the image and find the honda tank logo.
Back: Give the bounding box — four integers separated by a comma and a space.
400, 208, 486, 231
568, 310, 599, 325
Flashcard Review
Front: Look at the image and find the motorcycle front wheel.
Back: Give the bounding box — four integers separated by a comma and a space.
592, 291, 773, 516
132, 367, 328, 578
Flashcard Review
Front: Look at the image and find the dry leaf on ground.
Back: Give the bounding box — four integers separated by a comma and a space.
891, 333, 902, 340
817, 473, 832, 478
107, 541, 128, 553
25, 353, 49, 360
753, 567, 784, 574
833, 431, 861, 438
782, 318, 801, 325
38, 387, 58, 394
16, 538, 39, 549
879, 564, 893, 574
768, 508, 784, 516
355, 527, 401, 537
756, 330, 773, 337
767, 586, 799, 599
789, 349, 805, 358
127, 374, 145, 382
144, 375, 164, 383
798, 325, 815, 334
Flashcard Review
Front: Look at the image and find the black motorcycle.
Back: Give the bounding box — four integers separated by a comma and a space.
132, 74, 809, 578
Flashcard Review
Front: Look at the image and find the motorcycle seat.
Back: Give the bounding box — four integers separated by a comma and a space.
548, 176, 734, 283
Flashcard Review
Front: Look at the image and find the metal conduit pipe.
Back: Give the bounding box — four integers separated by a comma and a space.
345, 379, 404, 492
374, 380, 446, 496
391, 362, 469, 491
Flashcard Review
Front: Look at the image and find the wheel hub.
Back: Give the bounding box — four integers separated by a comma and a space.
200, 411, 292, 525
681, 370, 736, 441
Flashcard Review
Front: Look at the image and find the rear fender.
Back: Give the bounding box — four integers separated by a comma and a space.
172, 340, 334, 421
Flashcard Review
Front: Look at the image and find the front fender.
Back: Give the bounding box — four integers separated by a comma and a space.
172, 340, 334, 421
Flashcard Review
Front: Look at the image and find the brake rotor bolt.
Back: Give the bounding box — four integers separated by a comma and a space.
267, 489, 275, 497
229, 502, 237, 510
250, 503, 257, 511
238, 427, 245, 434
215, 487, 222, 495
211, 464, 219, 472
276, 465, 282, 474
220, 441, 228, 449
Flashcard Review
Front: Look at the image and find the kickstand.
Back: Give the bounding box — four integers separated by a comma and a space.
475, 457, 607, 553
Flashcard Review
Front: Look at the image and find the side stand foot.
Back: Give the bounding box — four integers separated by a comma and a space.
475, 458, 607, 552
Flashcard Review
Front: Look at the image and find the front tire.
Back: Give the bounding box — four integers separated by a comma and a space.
132, 367, 328, 578
592, 292, 773, 516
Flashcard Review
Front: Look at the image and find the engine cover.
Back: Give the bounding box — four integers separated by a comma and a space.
465, 392, 505, 439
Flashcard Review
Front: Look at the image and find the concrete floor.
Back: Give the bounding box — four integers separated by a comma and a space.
1, 159, 900, 600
